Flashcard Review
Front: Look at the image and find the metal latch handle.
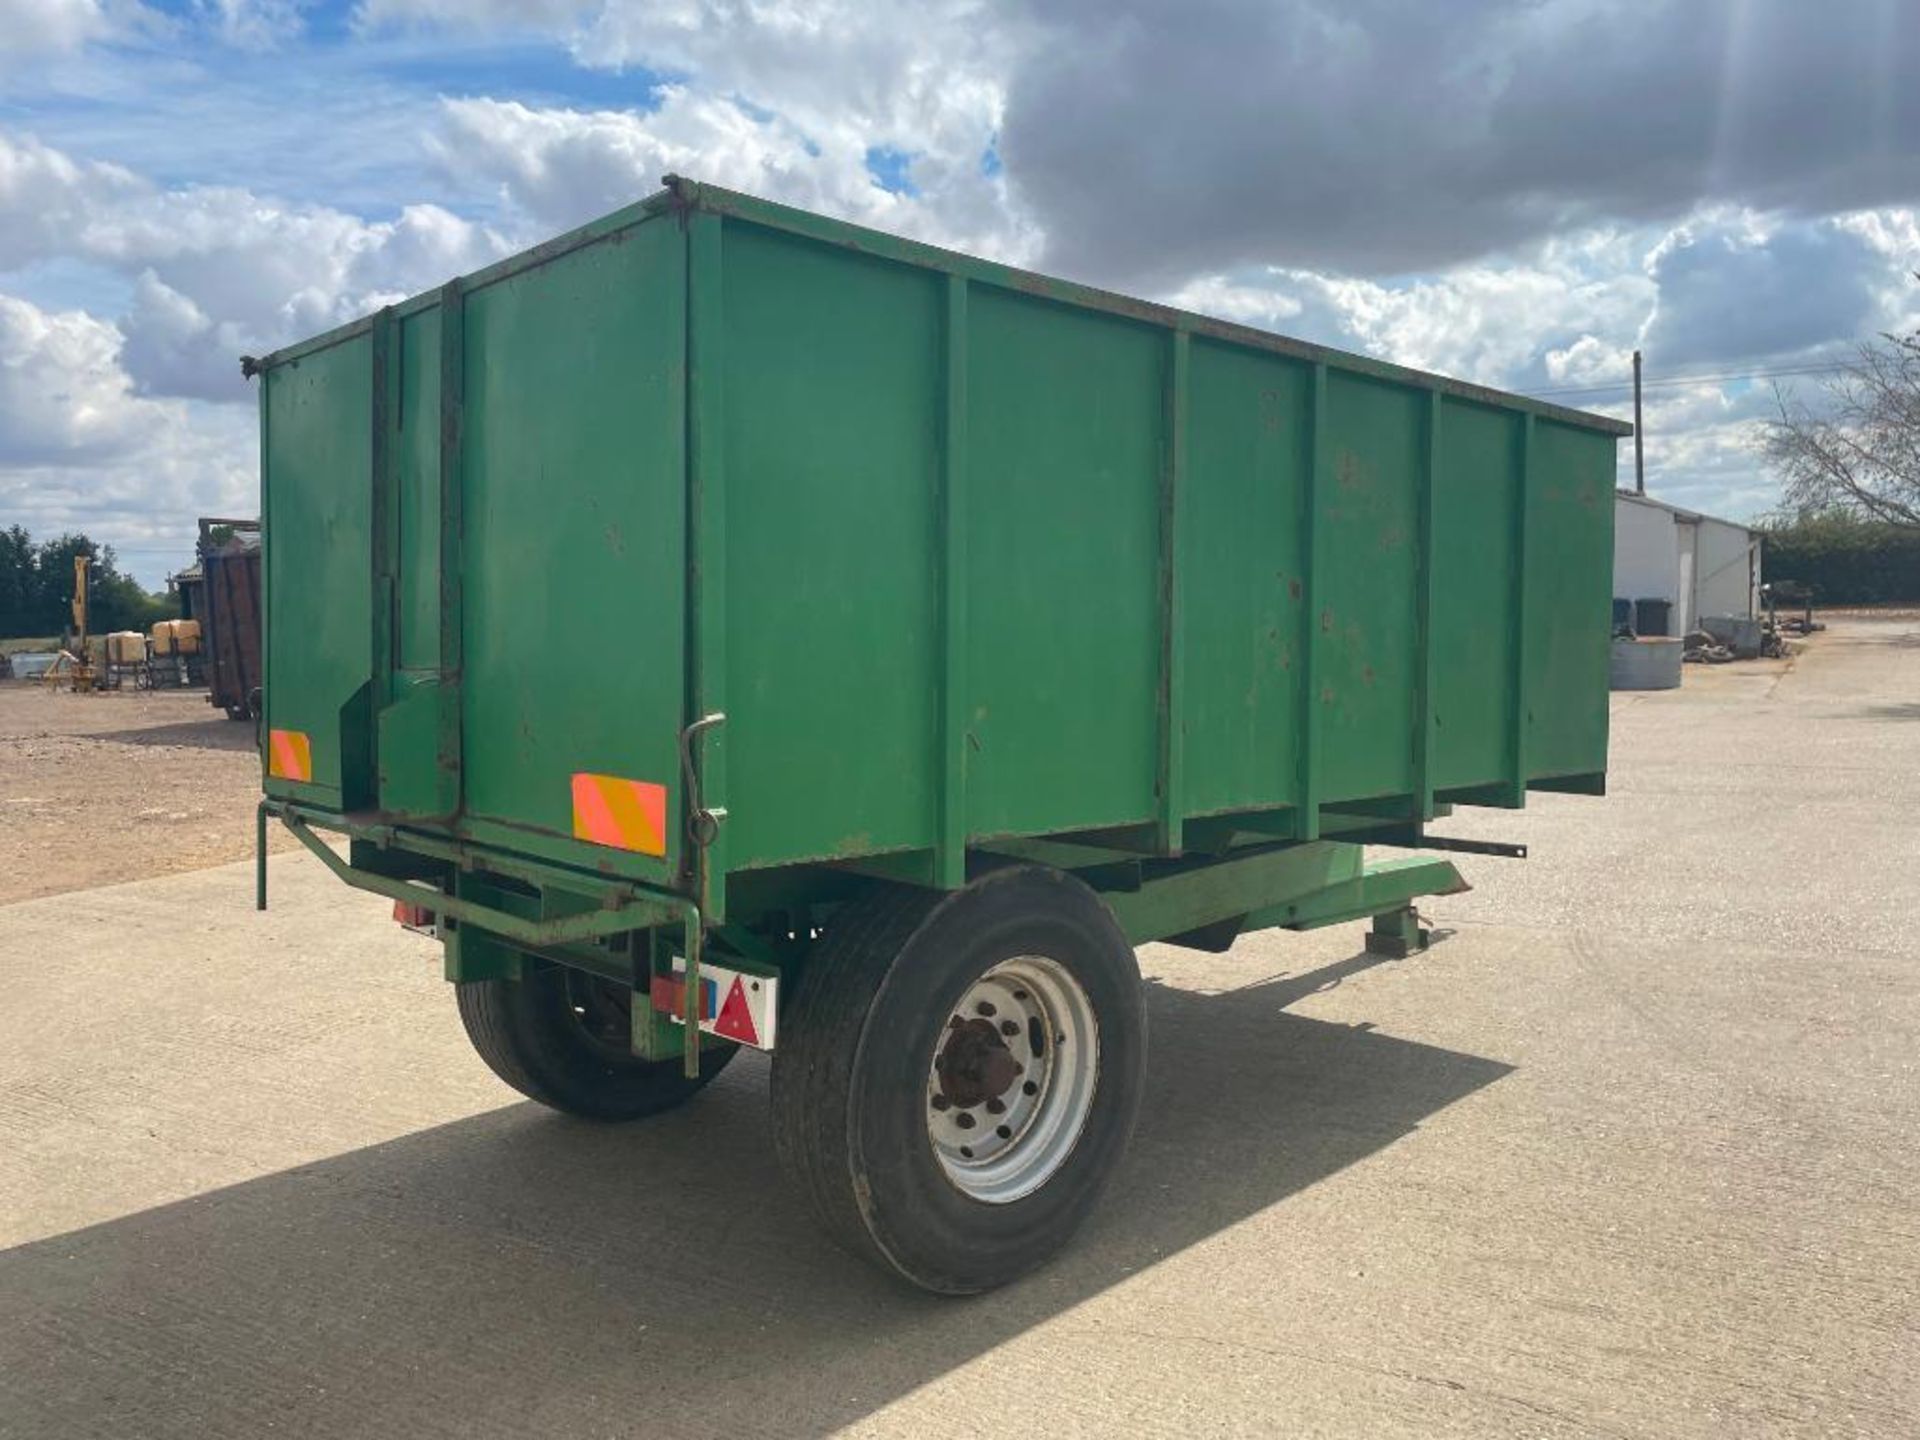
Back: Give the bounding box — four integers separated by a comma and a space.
679, 712, 728, 849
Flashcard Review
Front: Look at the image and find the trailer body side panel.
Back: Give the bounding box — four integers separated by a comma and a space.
256, 184, 1623, 906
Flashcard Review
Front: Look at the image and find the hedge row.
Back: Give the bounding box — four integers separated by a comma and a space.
1758, 517, 1920, 605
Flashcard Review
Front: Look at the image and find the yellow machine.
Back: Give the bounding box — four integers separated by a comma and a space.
46, 554, 97, 693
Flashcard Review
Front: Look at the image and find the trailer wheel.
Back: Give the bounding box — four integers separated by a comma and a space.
771, 865, 1145, 1293
456, 965, 734, 1121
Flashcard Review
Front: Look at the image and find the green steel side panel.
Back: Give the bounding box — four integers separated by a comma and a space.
964, 289, 1164, 838
1428, 399, 1522, 791
456, 216, 685, 880
1523, 420, 1615, 778
258, 182, 1624, 906
1181, 339, 1311, 816
1316, 371, 1422, 803
374, 305, 449, 819
394, 306, 441, 674
262, 337, 373, 806
720, 225, 942, 868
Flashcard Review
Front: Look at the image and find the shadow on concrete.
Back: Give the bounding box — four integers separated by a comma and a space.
1834, 625, 1920, 650
87, 718, 255, 752
1855, 702, 1920, 722
0, 951, 1510, 1438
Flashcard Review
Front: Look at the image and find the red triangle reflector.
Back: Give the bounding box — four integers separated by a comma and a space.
712, 975, 758, 1045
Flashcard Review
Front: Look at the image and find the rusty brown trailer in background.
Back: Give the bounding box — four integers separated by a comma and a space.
198, 517, 262, 722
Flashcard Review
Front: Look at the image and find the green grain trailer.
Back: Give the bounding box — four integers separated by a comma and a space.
249, 176, 1627, 1293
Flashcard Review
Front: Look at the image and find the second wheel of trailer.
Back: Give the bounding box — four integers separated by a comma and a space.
770, 865, 1147, 1293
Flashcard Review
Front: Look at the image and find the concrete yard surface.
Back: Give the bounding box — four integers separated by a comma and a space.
1, 618, 1915, 1438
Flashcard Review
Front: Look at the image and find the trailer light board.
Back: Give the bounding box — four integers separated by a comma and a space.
650, 957, 777, 1051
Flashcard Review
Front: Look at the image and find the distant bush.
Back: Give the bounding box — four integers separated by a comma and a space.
1757, 512, 1920, 605
0, 526, 179, 639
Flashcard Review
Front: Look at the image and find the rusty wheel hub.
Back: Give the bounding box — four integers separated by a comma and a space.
934, 1017, 1022, 1109
925, 955, 1100, 1205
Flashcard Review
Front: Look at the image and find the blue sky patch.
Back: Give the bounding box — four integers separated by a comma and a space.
865, 145, 918, 196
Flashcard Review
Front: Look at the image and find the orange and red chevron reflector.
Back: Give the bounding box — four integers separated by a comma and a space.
571, 773, 668, 856
267, 728, 313, 782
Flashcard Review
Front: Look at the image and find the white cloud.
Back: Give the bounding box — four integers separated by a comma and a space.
354, 0, 585, 28
435, 92, 1037, 263
194, 0, 310, 50
1168, 232, 1655, 391
0, 0, 321, 69
0, 0, 119, 68
1627, 383, 1778, 519
1543, 334, 1632, 388
569, 0, 1016, 167
1642, 210, 1888, 369
0, 293, 165, 463
1164, 276, 1305, 332
0, 128, 514, 581
90, 190, 510, 398
0, 292, 255, 578
0, 131, 142, 268
362, 0, 1016, 155
369, 0, 1030, 258
0, 130, 514, 400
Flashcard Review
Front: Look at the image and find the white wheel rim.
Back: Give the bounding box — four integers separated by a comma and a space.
926, 954, 1099, 1204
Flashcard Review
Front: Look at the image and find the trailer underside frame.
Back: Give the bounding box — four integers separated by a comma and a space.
260, 798, 1467, 1075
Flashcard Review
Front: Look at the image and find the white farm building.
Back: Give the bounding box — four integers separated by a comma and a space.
1613, 491, 1760, 637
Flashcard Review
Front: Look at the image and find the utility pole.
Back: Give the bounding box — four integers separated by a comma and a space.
1632, 348, 1645, 495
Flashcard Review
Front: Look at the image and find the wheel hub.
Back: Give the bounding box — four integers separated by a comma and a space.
563, 970, 636, 1062
926, 955, 1100, 1205
934, 1017, 1021, 1109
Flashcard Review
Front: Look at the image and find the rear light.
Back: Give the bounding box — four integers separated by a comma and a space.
392, 900, 437, 934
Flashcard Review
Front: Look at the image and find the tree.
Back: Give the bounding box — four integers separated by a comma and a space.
35, 533, 102, 635
0, 526, 34, 637
0, 529, 177, 639
1766, 312, 1920, 530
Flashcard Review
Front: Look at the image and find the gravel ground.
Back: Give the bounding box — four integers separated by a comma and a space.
0, 684, 295, 904
0, 618, 1914, 1438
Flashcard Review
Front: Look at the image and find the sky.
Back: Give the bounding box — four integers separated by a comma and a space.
2, 0, 1917, 588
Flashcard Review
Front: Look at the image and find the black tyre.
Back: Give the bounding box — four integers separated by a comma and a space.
456, 965, 734, 1121
771, 865, 1146, 1294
